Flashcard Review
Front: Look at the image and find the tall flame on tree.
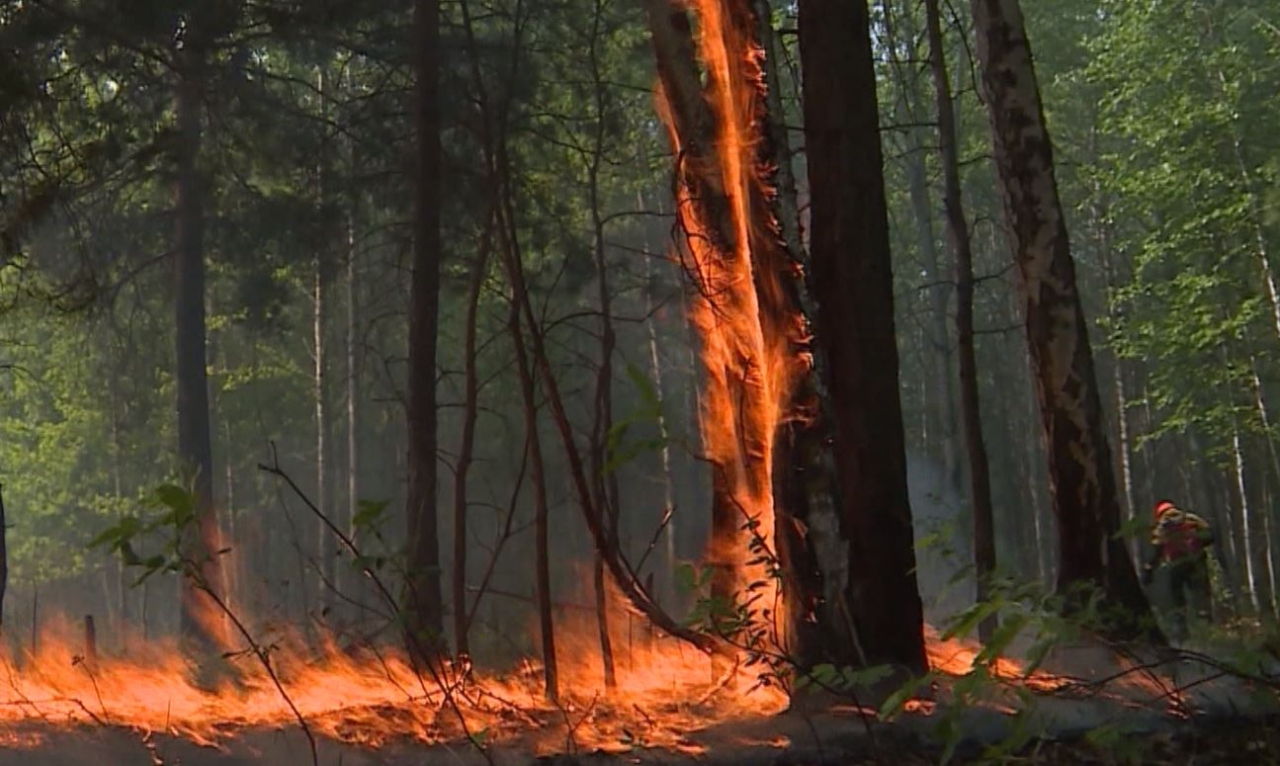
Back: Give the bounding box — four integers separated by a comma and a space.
644, 0, 827, 664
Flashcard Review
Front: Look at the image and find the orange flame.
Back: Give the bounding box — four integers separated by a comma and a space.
656, 0, 807, 661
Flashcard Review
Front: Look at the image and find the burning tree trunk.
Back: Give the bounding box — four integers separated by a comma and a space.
796, 0, 927, 672
642, 0, 837, 669
924, 0, 996, 641
172, 16, 225, 649
403, 0, 446, 657
969, 0, 1158, 639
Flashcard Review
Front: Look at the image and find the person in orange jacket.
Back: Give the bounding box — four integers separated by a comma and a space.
1140, 499, 1215, 641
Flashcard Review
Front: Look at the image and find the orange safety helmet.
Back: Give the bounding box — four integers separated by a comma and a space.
1153, 499, 1178, 519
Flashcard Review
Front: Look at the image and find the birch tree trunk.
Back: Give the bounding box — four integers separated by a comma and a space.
969, 0, 1157, 639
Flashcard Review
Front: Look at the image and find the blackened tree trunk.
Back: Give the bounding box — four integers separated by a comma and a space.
924, 0, 997, 641
403, 0, 445, 657
173, 21, 224, 648
969, 0, 1159, 640
797, 0, 927, 673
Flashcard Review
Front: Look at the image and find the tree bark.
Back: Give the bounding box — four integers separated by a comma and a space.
586, 0, 618, 686
403, 0, 445, 657
505, 276, 559, 701
314, 108, 334, 611
450, 204, 493, 659
968, 0, 1158, 640
1230, 424, 1261, 613
798, 0, 927, 672
173, 19, 224, 648
924, 0, 996, 642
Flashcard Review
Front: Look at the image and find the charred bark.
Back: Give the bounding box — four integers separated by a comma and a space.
403, 0, 446, 658
969, 0, 1159, 641
797, 0, 927, 673
924, 0, 996, 641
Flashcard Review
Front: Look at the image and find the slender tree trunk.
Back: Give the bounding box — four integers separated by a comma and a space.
883, 0, 960, 493
314, 227, 333, 610
640, 215, 678, 607
924, 0, 996, 641
969, 0, 1157, 639
403, 0, 446, 657
1230, 425, 1261, 613
586, 0, 617, 685
344, 150, 361, 612
463, 0, 716, 658
1251, 361, 1280, 618
505, 282, 559, 701
173, 24, 224, 648
798, 0, 927, 672
1090, 134, 1139, 558
341, 60, 362, 616
451, 202, 494, 657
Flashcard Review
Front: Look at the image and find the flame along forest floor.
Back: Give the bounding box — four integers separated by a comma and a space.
1, 636, 1278, 766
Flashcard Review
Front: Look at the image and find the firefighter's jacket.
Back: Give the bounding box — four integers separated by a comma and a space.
1143, 507, 1215, 573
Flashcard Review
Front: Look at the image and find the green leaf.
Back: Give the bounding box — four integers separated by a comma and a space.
352, 499, 389, 531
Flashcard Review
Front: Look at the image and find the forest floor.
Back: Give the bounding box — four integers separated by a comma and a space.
2, 639, 1278, 765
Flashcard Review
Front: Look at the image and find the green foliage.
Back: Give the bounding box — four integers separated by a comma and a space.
89, 483, 202, 585
603, 364, 668, 475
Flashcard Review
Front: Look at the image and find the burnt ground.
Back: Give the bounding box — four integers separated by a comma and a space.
3, 704, 1280, 766
2, 645, 1279, 765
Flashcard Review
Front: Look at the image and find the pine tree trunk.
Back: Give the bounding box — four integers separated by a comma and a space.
798, 0, 927, 672
969, 0, 1157, 639
403, 0, 446, 657
173, 21, 224, 648
924, 0, 996, 642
